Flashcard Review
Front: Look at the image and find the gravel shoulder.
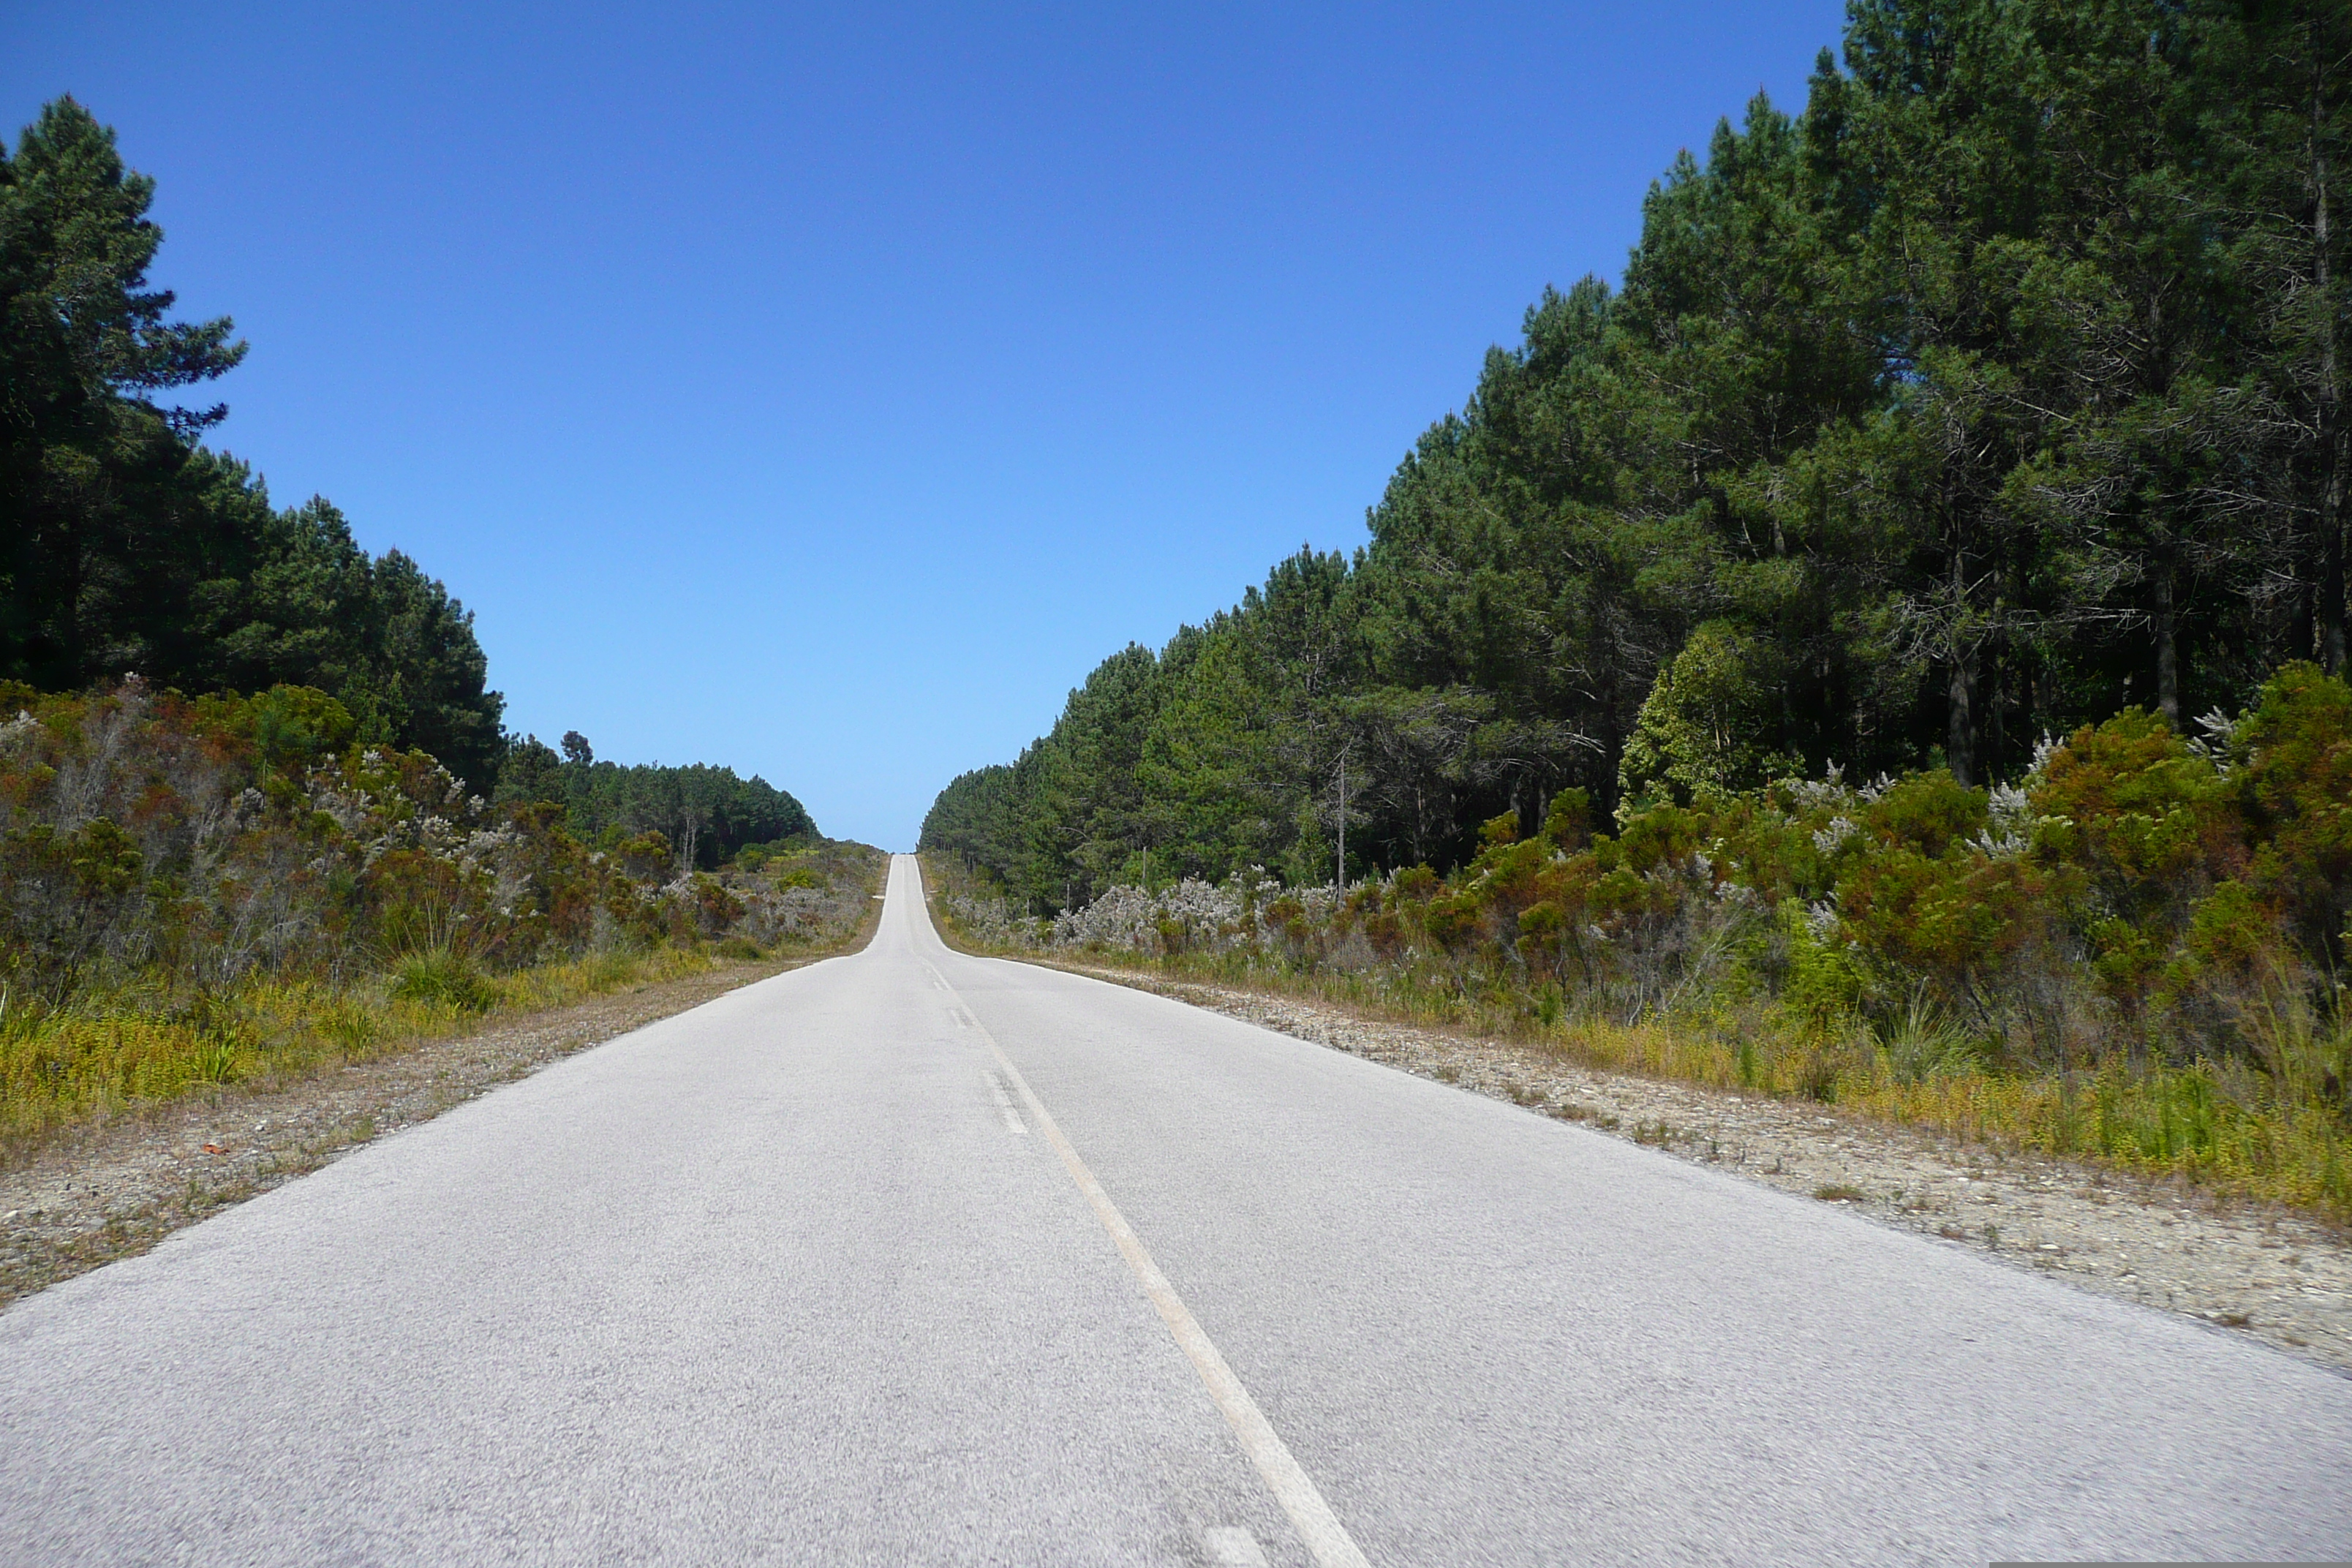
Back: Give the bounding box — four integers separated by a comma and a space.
0, 954, 831, 1311
1040, 957, 2352, 1376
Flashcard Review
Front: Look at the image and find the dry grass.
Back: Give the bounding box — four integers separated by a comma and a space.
2, 846, 892, 1157
1492, 1009, 2351, 1218
0, 947, 726, 1147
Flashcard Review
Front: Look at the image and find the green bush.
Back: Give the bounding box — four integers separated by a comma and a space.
388, 949, 494, 1013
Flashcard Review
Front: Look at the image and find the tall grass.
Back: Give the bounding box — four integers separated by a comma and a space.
0, 945, 735, 1145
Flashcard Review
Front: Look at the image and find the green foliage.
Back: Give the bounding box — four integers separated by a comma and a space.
1618, 622, 1803, 804
1000, 662, 2352, 1198
500, 736, 813, 875
929, 0, 2352, 916
989, 663, 2352, 1214
2032, 711, 2230, 920
245, 684, 356, 774
0, 685, 883, 1142
388, 949, 494, 1014
0, 101, 505, 786
0, 680, 853, 999
1777, 901, 1863, 1032
1863, 772, 1988, 859
1538, 788, 1592, 849
2234, 663, 2352, 959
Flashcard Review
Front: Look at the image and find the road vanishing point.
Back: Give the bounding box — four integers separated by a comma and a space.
4, 855, 2348, 1565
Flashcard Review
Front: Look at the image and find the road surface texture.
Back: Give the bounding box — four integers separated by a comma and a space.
4, 855, 2348, 1565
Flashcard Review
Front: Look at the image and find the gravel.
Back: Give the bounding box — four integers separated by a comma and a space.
1056, 962, 2352, 1376
0, 958, 810, 1310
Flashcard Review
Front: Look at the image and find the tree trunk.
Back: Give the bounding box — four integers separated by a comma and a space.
1947, 649, 1978, 787
61, 518, 88, 685
1946, 528, 1979, 785
2315, 28, 2347, 671
1334, 754, 1345, 894
2020, 660, 2038, 754
2155, 555, 2182, 726
2295, 565, 2317, 663
1987, 642, 2008, 777
2327, 473, 2347, 673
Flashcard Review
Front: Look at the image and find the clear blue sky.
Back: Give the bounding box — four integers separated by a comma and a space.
4, 1, 1847, 849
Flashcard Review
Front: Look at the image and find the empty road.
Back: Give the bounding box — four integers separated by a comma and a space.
4, 853, 2348, 1565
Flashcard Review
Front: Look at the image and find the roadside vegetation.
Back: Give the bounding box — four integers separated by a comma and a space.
927, 669, 2352, 1217
0, 101, 872, 1154
924, 0, 2352, 1220
0, 679, 882, 1151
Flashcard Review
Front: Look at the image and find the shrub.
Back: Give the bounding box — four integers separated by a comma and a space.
0, 680, 880, 1145
1777, 901, 1862, 1030
1839, 850, 2052, 1019
1864, 770, 1986, 858
1008, 663, 2352, 1216
389, 949, 494, 1013
1618, 621, 1803, 802
2234, 663, 2352, 961
1422, 892, 1484, 952
2031, 708, 2234, 929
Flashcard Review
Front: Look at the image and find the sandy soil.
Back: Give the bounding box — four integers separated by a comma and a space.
1055, 961, 2352, 1377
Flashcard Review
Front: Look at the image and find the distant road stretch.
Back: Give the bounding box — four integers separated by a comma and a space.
4, 854, 2348, 1564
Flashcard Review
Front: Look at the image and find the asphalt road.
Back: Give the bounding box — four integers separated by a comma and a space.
4, 853, 2348, 1566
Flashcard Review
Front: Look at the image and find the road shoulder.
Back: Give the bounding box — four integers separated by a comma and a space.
0, 955, 831, 1311
1023, 955, 2352, 1377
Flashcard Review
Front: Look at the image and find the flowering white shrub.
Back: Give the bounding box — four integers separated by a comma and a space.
1047, 869, 1333, 955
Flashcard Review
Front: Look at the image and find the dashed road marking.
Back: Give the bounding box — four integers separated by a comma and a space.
1202, 1525, 1271, 1565
927, 964, 1373, 1568
983, 1068, 1028, 1137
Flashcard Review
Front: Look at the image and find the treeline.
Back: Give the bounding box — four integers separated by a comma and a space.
1, 101, 506, 787
925, 0, 2351, 913
500, 731, 813, 872
1, 97, 813, 851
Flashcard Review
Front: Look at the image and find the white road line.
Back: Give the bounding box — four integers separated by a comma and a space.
983, 1068, 1029, 1137
1202, 1525, 1272, 1565
928, 965, 1373, 1568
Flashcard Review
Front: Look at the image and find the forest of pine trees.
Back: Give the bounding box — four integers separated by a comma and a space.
0, 100, 510, 787
925, 0, 2352, 914
0, 96, 818, 865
